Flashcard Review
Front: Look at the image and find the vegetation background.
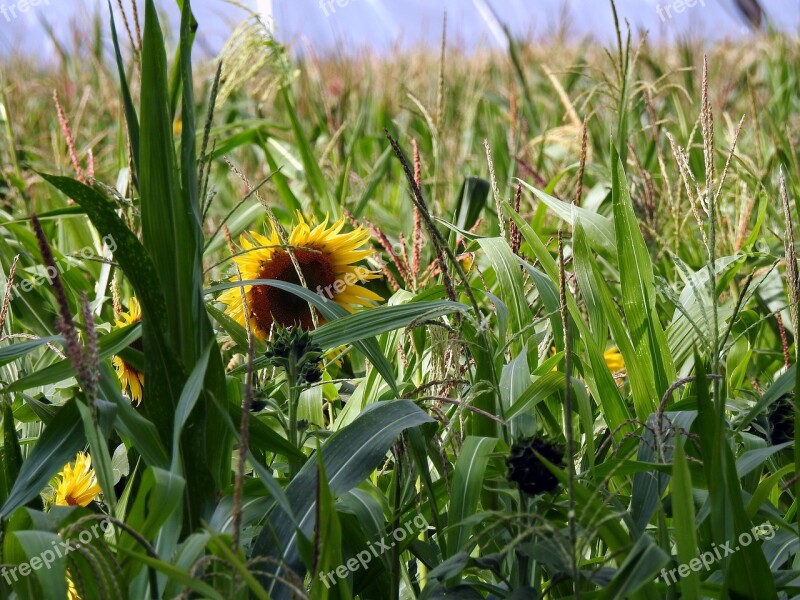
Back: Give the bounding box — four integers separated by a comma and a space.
0, 0, 798, 598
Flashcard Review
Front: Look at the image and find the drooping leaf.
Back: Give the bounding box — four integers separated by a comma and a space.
252, 400, 434, 599
446, 436, 498, 559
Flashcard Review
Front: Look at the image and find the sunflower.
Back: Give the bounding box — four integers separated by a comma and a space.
112, 298, 144, 405
603, 346, 625, 374
506, 437, 565, 497
55, 452, 101, 507
219, 214, 382, 339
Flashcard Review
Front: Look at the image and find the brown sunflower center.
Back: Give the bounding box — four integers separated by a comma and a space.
249, 247, 337, 331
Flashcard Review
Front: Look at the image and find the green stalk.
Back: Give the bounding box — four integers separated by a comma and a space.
519, 494, 532, 588
781, 175, 800, 541
0, 84, 29, 213
558, 230, 579, 598
390, 455, 402, 600
286, 360, 302, 478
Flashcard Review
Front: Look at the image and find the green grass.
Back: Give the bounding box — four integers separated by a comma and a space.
0, 1, 798, 598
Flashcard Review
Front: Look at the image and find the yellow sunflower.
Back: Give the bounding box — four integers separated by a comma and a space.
549, 346, 626, 375
604, 346, 625, 374
55, 452, 101, 507
219, 214, 382, 340
112, 298, 144, 405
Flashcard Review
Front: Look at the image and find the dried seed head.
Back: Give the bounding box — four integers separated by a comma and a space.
780, 174, 799, 335
79, 292, 99, 404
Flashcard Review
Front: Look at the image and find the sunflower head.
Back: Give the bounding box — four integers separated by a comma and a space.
766, 392, 795, 445
219, 214, 382, 340
112, 298, 144, 405
506, 437, 565, 497
55, 452, 101, 507
603, 346, 625, 374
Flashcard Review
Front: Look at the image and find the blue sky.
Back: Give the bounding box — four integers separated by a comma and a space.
0, 1, 798, 58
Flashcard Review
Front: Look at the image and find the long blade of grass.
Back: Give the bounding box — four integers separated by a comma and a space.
610, 147, 675, 398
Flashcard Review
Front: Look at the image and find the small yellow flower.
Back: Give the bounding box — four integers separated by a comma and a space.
112, 298, 144, 405
219, 213, 382, 340
55, 452, 101, 507
603, 347, 625, 374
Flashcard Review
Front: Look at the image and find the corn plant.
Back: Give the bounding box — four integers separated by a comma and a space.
0, 0, 798, 599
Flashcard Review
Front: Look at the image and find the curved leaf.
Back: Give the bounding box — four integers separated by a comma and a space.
252, 399, 434, 599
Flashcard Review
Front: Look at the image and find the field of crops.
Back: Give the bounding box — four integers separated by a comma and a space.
0, 1, 798, 598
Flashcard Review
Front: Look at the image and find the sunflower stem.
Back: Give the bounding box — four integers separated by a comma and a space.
287, 360, 302, 478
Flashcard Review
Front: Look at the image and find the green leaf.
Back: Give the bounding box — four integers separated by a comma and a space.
34, 174, 192, 471
36, 174, 169, 343
76, 400, 118, 513
309, 456, 351, 600
452, 177, 490, 233
1, 400, 23, 505
538, 453, 630, 552
107, 0, 139, 186
171, 342, 213, 471
573, 221, 657, 420
138, 0, 232, 525
140, 0, 194, 356
5, 531, 67, 599
252, 399, 434, 599
609, 147, 675, 398
205, 528, 273, 600
478, 238, 528, 357
600, 534, 669, 599
518, 178, 616, 255
446, 436, 498, 559
207, 279, 399, 395
97, 362, 168, 469
694, 354, 776, 598
503, 202, 632, 439
114, 542, 226, 600
233, 300, 469, 374
504, 372, 564, 420
206, 302, 261, 353
119, 467, 184, 577
671, 439, 701, 600
5, 323, 139, 392
0, 400, 85, 518
281, 87, 337, 219
312, 300, 469, 350
520, 262, 564, 351
0, 335, 62, 367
